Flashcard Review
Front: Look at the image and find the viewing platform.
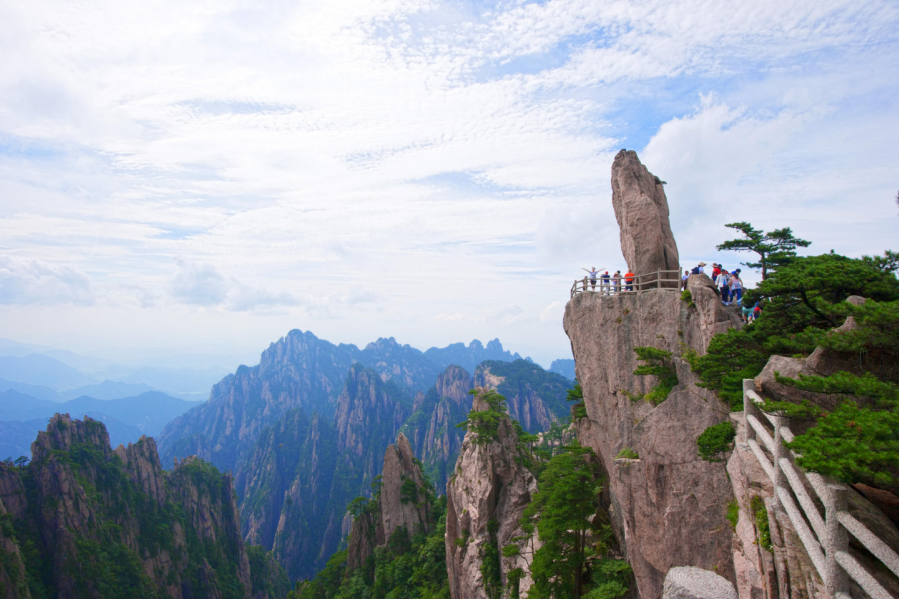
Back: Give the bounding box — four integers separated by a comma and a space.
571, 269, 682, 298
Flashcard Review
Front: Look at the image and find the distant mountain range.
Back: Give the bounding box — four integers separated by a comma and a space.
549, 358, 575, 380
156, 328, 573, 581
0, 389, 201, 460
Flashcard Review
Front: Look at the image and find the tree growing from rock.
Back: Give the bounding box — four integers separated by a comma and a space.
716, 222, 811, 279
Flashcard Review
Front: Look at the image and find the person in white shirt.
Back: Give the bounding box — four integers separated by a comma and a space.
716, 270, 731, 304
730, 269, 744, 303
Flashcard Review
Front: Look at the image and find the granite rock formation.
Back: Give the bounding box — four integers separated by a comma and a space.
445, 392, 540, 599
662, 566, 737, 599
611, 150, 679, 277
473, 359, 572, 434
403, 365, 474, 494
237, 364, 410, 581
0, 414, 287, 599
566, 155, 740, 598
347, 433, 434, 570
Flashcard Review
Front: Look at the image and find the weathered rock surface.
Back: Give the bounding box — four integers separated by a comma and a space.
403, 365, 474, 493
565, 275, 741, 599
611, 150, 679, 277
238, 364, 410, 581
0, 414, 284, 599
347, 433, 434, 570
662, 566, 737, 599
0, 493, 30, 599
473, 359, 572, 434
445, 393, 540, 599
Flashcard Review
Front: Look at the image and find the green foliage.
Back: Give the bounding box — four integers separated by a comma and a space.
750, 497, 772, 552
292, 496, 449, 599
480, 520, 502, 599
567, 382, 588, 421
696, 422, 736, 462
479, 360, 575, 430
690, 253, 899, 410
456, 389, 508, 445
632, 347, 678, 405
520, 444, 628, 599
680, 290, 694, 306
716, 221, 811, 279
400, 477, 419, 505
247, 545, 291, 599
726, 500, 739, 531
615, 447, 639, 460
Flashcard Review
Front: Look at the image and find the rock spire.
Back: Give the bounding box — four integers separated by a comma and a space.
611, 150, 679, 276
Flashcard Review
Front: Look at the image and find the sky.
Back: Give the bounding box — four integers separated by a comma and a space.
0, 0, 897, 368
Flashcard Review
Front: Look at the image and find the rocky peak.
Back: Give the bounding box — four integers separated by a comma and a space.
31, 413, 111, 464
436, 365, 473, 405
380, 433, 432, 541
335, 364, 409, 455
114, 436, 167, 506
611, 149, 679, 275
445, 391, 540, 599
347, 433, 435, 570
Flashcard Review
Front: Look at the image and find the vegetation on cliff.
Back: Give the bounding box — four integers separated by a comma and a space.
690, 241, 899, 492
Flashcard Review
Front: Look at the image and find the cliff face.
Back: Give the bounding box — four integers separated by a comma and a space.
611, 150, 679, 275
158, 331, 438, 475
473, 359, 572, 433
347, 433, 434, 570
445, 394, 539, 599
0, 414, 284, 599
565, 274, 741, 596
403, 365, 474, 493
237, 365, 410, 581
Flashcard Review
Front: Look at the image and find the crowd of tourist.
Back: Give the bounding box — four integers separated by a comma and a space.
578, 262, 761, 323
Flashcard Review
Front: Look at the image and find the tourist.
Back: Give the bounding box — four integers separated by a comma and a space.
716, 269, 730, 304
711, 263, 721, 281
613, 270, 621, 293
691, 261, 706, 275
681, 268, 689, 290
601, 271, 611, 295
730, 270, 743, 304
749, 302, 761, 323
624, 270, 635, 291
583, 267, 599, 291
740, 296, 753, 323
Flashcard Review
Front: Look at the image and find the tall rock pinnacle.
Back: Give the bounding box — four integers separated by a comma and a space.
611, 150, 679, 275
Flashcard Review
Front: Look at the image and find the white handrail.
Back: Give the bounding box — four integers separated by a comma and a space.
570, 268, 682, 298
741, 380, 898, 598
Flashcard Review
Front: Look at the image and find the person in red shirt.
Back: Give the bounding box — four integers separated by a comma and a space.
711, 263, 721, 280
624, 270, 635, 291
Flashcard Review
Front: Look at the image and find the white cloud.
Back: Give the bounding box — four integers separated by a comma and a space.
0, 255, 93, 306
169, 258, 230, 306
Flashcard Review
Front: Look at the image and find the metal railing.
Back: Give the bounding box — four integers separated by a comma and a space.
571, 269, 681, 298
741, 380, 899, 599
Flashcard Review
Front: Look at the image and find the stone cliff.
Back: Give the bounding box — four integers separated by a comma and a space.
566, 151, 741, 599
237, 364, 410, 581
473, 359, 573, 434
347, 433, 434, 570
445, 391, 540, 599
0, 414, 287, 599
611, 150, 679, 276
403, 365, 474, 493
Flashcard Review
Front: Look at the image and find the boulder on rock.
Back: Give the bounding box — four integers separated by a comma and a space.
662, 566, 737, 599
611, 150, 679, 278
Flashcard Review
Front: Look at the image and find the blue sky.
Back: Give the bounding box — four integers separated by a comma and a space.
0, 0, 897, 367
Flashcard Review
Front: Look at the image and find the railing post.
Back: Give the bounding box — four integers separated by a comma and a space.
771, 414, 785, 511
824, 484, 849, 597
742, 379, 756, 443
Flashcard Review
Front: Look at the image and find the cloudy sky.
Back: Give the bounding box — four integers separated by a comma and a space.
1, 0, 897, 367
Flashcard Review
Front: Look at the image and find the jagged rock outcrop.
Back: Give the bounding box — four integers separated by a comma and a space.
565, 268, 741, 597
0, 494, 30, 599
158, 330, 438, 475
403, 365, 474, 493
611, 150, 679, 276
473, 359, 572, 433
238, 365, 410, 581
445, 393, 540, 599
0, 414, 285, 599
347, 433, 434, 570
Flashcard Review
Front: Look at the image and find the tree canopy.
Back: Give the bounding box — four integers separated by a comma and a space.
716, 222, 811, 279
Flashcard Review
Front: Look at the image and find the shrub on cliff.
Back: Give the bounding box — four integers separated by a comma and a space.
632, 347, 678, 405
455, 389, 509, 445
